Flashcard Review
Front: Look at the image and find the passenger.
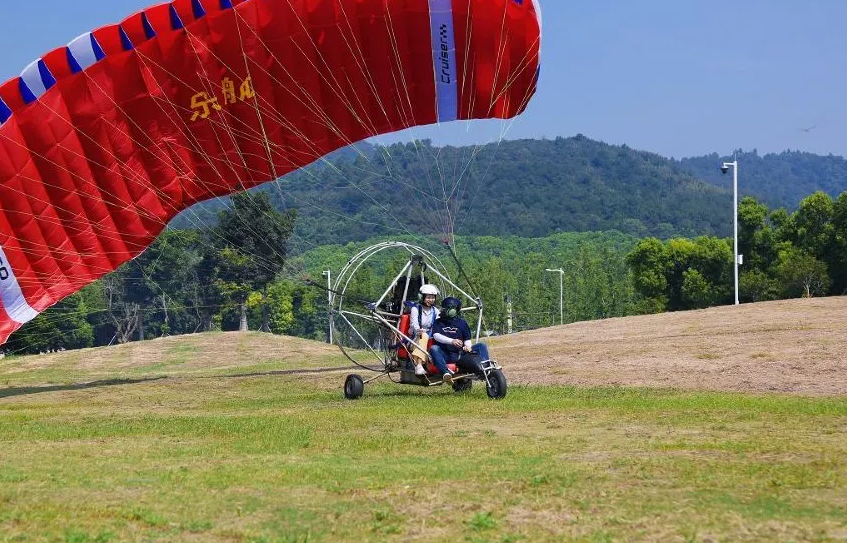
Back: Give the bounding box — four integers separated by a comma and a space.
408, 284, 440, 376
430, 297, 490, 384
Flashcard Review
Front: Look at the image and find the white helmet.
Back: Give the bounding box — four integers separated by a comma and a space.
419, 284, 439, 296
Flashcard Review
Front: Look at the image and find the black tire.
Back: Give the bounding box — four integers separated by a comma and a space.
452, 378, 473, 393
485, 370, 507, 399
344, 374, 364, 400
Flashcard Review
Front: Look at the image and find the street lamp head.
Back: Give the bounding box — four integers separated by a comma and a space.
720, 165, 729, 175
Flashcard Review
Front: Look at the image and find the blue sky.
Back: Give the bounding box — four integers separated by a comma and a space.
1, 0, 844, 159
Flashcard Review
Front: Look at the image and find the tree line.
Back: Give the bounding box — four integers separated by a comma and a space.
626, 191, 847, 311
5, 189, 845, 355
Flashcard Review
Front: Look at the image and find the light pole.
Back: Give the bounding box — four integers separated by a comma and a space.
545, 268, 564, 325
321, 269, 333, 343
721, 160, 740, 305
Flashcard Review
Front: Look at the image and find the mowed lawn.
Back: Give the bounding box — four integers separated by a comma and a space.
1, 336, 846, 542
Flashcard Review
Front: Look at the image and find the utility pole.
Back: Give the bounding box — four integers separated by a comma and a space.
505, 294, 513, 335
545, 268, 564, 325
721, 160, 741, 305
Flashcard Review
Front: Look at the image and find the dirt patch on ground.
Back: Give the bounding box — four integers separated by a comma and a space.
489, 297, 847, 395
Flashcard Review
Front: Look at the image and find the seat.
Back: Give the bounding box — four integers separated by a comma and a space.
427, 362, 458, 376
396, 315, 454, 374
396, 313, 413, 360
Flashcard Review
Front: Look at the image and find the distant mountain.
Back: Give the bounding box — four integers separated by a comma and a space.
171, 136, 847, 247
676, 150, 847, 209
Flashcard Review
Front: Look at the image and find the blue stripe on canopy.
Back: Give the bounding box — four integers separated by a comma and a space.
169, 5, 184, 30
18, 78, 36, 105
142, 13, 156, 39
428, 0, 458, 123
192, 0, 207, 18
119, 27, 134, 51
0, 97, 11, 123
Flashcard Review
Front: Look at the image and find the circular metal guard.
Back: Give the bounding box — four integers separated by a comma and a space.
329, 241, 482, 374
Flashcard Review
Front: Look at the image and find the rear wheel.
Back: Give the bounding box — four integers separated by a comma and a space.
485, 370, 507, 399
452, 378, 473, 393
344, 374, 364, 400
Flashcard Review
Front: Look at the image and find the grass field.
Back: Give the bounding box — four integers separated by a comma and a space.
1, 331, 847, 542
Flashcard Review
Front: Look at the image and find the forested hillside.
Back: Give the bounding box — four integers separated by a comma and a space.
173, 136, 734, 245
174, 137, 847, 247
677, 149, 847, 209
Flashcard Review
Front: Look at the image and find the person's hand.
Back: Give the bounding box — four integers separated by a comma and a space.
463, 344, 472, 353
452, 339, 463, 348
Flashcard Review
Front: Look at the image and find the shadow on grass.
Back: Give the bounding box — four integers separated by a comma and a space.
218, 366, 357, 379
0, 377, 170, 400
0, 367, 360, 400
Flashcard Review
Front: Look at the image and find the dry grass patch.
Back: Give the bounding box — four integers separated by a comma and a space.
492, 297, 847, 395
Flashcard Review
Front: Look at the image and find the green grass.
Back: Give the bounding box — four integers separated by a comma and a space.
1, 363, 846, 542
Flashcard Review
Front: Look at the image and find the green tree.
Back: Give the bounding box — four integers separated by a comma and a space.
831, 192, 847, 293
626, 236, 731, 311
215, 246, 256, 331
774, 245, 831, 298
142, 229, 202, 337
776, 192, 840, 296
681, 269, 712, 309
738, 196, 773, 271
687, 236, 732, 305
4, 293, 93, 355
191, 244, 224, 332
793, 191, 835, 258
739, 269, 780, 303
664, 238, 699, 310
214, 191, 296, 331
625, 237, 668, 311
100, 265, 144, 344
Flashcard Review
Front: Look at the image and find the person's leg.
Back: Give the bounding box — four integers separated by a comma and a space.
411, 333, 429, 375
472, 343, 490, 361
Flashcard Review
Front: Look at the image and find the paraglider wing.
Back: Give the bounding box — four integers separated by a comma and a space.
0, 0, 541, 344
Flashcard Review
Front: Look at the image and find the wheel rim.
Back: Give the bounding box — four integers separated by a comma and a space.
487, 372, 504, 397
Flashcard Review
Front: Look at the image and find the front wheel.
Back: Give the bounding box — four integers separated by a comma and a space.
344, 374, 364, 400
485, 370, 507, 400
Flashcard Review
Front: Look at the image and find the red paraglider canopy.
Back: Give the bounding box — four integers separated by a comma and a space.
0, 0, 541, 344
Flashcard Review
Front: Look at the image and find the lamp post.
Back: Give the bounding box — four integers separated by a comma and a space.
321, 269, 333, 343
544, 268, 564, 325
721, 160, 740, 305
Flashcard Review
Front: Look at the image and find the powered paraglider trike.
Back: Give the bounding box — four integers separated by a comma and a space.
329, 242, 507, 400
